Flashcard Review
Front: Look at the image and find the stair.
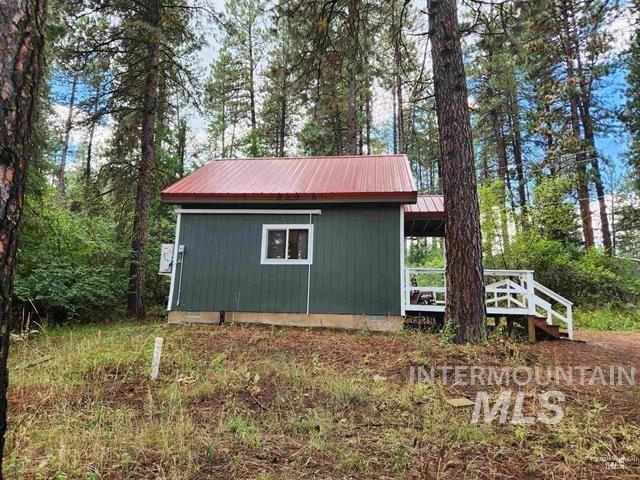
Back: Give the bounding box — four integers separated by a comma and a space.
529, 317, 569, 342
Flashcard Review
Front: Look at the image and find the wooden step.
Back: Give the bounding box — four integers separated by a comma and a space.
528, 317, 566, 342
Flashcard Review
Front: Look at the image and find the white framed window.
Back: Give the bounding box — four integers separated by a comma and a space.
261, 224, 313, 265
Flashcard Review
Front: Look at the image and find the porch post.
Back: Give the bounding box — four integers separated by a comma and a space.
400, 205, 406, 316
525, 271, 535, 317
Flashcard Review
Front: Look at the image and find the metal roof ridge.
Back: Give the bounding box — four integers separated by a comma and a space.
207, 154, 407, 162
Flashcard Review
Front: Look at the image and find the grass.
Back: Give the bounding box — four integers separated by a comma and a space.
5, 320, 640, 478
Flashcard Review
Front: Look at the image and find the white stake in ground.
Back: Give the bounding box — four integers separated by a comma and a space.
150, 337, 164, 380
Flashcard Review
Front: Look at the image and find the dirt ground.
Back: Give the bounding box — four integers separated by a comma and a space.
5, 322, 640, 479
575, 331, 640, 361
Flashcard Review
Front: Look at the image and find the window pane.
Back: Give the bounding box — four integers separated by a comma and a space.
288, 229, 309, 260
267, 230, 286, 259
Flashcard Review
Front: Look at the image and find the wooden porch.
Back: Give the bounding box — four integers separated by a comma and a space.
402, 268, 574, 340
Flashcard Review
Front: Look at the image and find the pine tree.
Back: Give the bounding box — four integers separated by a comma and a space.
205, 48, 247, 157
429, 0, 486, 344
625, 0, 640, 191
0, 0, 47, 472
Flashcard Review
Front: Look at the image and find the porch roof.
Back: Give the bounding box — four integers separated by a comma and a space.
404, 195, 445, 237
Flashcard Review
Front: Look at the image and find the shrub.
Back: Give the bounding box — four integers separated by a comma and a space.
574, 304, 640, 331
14, 195, 128, 322
495, 234, 640, 307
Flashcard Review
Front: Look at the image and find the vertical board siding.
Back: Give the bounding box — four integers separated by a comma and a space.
172, 206, 401, 315
310, 205, 400, 315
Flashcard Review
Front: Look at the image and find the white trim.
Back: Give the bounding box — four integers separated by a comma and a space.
167, 212, 182, 311
176, 208, 322, 215
306, 214, 313, 314
261, 224, 314, 265
400, 205, 406, 316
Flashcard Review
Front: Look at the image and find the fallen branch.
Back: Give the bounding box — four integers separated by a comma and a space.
15, 356, 53, 370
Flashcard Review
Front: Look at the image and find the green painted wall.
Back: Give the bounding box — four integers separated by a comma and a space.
171, 205, 401, 315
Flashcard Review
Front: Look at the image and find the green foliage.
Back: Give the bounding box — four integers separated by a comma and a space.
574, 304, 640, 331
478, 179, 513, 261
15, 191, 127, 321
493, 234, 640, 306
406, 241, 444, 268
530, 176, 580, 244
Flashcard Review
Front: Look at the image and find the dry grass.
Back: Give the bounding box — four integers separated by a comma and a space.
5, 321, 640, 479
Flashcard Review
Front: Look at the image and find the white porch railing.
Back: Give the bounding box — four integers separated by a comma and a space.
404, 268, 573, 339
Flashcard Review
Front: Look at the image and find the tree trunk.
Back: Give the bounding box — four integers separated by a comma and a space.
365, 91, 372, 155
345, 0, 359, 155
84, 89, 100, 198
334, 104, 343, 155
580, 102, 612, 251
278, 42, 287, 157
392, 89, 397, 154
428, 0, 486, 344
84, 117, 95, 197
346, 68, 358, 154
127, 0, 160, 320
177, 118, 186, 177
567, 0, 611, 250
248, 22, 258, 156
490, 106, 510, 256
0, 0, 47, 472
58, 73, 78, 198
507, 96, 528, 228
559, 0, 594, 248
392, 3, 405, 155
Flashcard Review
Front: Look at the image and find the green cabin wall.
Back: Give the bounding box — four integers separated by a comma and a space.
170, 205, 401, 316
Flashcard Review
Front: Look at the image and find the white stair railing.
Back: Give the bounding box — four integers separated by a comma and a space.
404, 268, 574, 339
531, 280, 574, 339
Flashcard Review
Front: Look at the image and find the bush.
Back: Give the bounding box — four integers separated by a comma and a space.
574, 304, 640, 331
14, 263, 126, 320
495, 234, 640, 307
14, 194, 128, 322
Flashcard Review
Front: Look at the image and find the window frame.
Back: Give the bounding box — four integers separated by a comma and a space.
260, 224, 314, 265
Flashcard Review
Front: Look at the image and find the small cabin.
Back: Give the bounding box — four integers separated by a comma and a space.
161, 154, 573, 338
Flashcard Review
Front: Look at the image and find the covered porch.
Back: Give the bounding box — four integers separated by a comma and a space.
402, 195, 573, 339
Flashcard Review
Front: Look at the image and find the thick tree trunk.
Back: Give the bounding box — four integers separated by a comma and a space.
0, 0, 46, 473
428, 0, 486, 344
128, 0, 160, 320
58, 73, 78, 198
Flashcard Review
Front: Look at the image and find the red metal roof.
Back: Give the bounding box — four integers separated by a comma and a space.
161, 155, 417, 202
404, 194, 445, 218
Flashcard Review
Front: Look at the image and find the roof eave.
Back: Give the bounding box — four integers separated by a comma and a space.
161, 191, 418, 204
